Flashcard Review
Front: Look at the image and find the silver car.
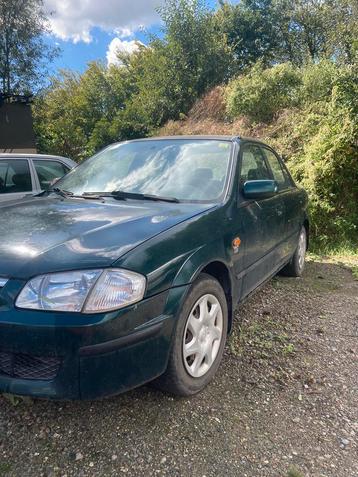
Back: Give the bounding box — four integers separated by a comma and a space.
0, 154, 76, 203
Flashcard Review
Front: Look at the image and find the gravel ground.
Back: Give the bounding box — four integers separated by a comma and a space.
0, 258, 357, 477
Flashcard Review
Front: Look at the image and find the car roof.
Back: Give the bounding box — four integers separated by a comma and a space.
124, 135, 271, 148
0, 153, 76, 168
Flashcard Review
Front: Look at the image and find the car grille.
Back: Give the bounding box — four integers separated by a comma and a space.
0, 351, 61, 380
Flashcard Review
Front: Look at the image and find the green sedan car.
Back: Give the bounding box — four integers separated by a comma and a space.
0, 136, 308, 399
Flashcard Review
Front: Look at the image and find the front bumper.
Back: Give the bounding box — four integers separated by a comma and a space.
0, 280, 189, 399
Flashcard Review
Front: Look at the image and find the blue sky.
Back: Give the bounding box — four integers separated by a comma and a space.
47, 25, 161, 73
44, 0, 229, 75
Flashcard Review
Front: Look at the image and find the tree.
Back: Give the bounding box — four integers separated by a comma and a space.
217, 0, 352, 68
328, 0, 358, 63
33, 62, 133, 160
0, 0, 57, 95
109, 0, 234, 135
216, 0, 282, 70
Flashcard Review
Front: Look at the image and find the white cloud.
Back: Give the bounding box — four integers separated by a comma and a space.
45, 0, 163, 43
115, 27, 134, 39
106, 38, 144, 66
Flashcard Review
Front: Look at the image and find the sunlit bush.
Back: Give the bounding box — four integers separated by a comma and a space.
226, 62, 302, 123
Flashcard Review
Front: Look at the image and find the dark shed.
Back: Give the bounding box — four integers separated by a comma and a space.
0, 100, 37, 153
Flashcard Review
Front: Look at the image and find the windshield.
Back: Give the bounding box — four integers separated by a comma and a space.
56, 139, 233, 202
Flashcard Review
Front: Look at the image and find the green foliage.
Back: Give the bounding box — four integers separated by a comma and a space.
216, 0, 282, 70
33, 62, 133, 160
287, 467, 304, 477
226, 62, 302, 122
226, 60, 357, 249
300, 60, 340, 103
293, 65, 358, 249
0, 0, 58, 95
217, 0, 346, 68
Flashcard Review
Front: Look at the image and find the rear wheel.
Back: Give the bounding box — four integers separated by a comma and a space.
281, 226, 307, 277
154, 273, 228, 396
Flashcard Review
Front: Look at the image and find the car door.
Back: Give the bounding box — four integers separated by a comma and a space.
262, 147, 301, 261
0, 158, 34, 203
32, 159, 71, 192
235, 143, 286, 298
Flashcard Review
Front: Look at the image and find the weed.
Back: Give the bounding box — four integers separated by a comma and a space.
350, 266, 358, 281
1, 393, 33, 406
287, 466, 304, 477
283, 343, 295, 355
0, 462, 12, 476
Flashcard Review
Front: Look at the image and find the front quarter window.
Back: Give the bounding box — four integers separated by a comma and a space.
240, 145, 271, 182
33, 160, 70, 190
56, 139, 233, 203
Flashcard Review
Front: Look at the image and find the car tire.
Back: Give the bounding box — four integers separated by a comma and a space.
281, 226, 307, 277
153, 273, 228, 396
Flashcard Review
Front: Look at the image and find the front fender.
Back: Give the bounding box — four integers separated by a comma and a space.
116, 205, 229, 297
172, 241, 230, 287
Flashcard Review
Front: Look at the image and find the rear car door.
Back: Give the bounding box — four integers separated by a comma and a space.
262, 147, 301, 261
32, 159, 71, 192
237, 143, 285, 297
0, 158, 34, 203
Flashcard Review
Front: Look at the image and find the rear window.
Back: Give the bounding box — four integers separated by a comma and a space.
263, 149, 292, 190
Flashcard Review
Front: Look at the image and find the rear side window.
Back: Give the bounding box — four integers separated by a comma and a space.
33, 160, 70, 190
263, 149, 292, 189
0, 159, 32, 194
240, 145, 271, 182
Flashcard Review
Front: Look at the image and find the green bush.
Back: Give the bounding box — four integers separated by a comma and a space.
226, 62, 302, 123
295, 65, 358, 249
300, 60, 340, 103
225, 61, 358, 250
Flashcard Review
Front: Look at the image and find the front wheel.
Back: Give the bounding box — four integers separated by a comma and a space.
153, 273, 228, 396
281, 226, 307, 277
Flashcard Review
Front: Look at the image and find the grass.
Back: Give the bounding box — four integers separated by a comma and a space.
287, 467, 304, 477
0, 462, 12, 476
307, 250, 358, 268
308, 242, 358, 260
1, 393, 33, 406
350, 265, 358, 281
229, 315, 296, 360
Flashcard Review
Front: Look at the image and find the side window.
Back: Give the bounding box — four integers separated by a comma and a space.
33, 160, 70, 190
263, 149, 291, 189
240, 145, 271, 183
0, 160, 32, 194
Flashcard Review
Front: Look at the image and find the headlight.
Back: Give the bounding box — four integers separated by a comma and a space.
16, 269, 146, 313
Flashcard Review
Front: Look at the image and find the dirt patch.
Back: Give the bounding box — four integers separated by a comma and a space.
0, 259, 357, 477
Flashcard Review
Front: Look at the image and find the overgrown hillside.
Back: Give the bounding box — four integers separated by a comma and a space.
160, 61, 358, 250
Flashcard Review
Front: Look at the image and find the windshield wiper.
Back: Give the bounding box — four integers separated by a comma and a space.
48, 187, 74, 198
81, 190, 180, 203
110, 190, 180, 203
46, 189, 179, 203
47, 189, 103, 200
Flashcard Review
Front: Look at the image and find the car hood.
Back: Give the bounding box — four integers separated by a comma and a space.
0, 196, 212, 279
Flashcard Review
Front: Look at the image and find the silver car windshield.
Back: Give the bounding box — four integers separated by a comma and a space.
56, 139, 233, 202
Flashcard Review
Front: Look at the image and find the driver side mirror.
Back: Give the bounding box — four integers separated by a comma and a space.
243, 180, 278, 200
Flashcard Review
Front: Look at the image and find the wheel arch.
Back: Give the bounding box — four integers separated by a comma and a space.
303, 218, 309, 249
198, 261, 234, 333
